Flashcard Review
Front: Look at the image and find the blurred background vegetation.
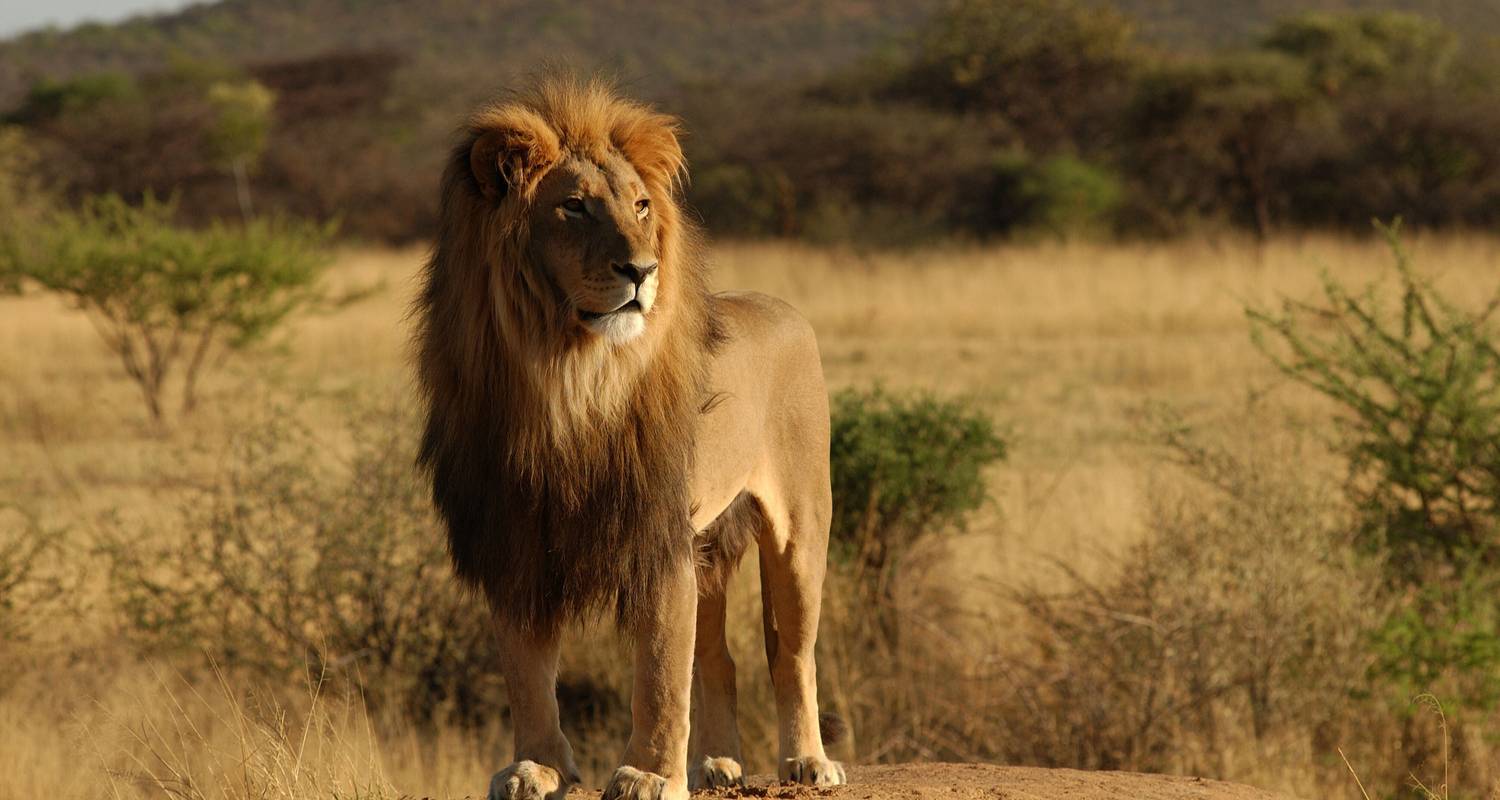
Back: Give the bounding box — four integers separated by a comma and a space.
4, 2, 1500, 799
0, 0, 1498, 244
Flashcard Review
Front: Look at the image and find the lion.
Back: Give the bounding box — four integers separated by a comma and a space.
413, 76, 845, 800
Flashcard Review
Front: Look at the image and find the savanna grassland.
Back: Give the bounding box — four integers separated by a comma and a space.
5, 234, 1500, 800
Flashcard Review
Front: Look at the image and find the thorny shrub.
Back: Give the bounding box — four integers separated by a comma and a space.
99, 404, 502, 726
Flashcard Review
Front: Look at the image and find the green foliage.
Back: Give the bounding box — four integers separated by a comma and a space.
0, 505, 68, 653
1, 195, 333, 422
993, 154, 1123, 238
688, 163, 795, 238
1124, 51, 1315, 238
829, 388, 1007, 593
1264, 11, 1458, 94
683, 99, 1007, 244
896, 0, 1137, 148
99, 405, 502, 724
205, 79, 275, 220
13, 72, 141, 120
161, 54, 245, 90
0, 127, 51, 293
1369, 563, 1500, 712
205, 81, 274, 168
1250, 221, 1500, 738
4, 2, 1500, 242
1249, 221, 1500, 572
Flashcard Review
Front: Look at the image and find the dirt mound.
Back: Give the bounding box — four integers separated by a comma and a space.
582, 763, 1295, 800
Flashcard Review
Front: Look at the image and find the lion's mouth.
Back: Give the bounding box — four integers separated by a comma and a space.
579, 299, 642, 321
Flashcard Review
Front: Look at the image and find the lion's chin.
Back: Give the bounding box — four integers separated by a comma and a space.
582, 309, 647, 344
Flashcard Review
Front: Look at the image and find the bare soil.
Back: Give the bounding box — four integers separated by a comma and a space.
578, 764, 1296, 800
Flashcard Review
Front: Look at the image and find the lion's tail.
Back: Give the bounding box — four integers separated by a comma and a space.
757, 548, 847, 749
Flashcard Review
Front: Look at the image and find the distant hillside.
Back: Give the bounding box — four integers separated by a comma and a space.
5, 0, 1500, 109
1107, 0, 1500, 46
4, 0, 1497, 243
0, 0, 937, 108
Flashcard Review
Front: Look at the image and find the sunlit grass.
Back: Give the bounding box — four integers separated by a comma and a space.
3, 233, 1499, 798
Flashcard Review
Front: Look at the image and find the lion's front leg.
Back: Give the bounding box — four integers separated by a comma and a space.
603, 561, 697, 800
488, 621, 581, 800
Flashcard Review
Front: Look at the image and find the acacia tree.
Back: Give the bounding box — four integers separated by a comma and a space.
828, 388, 1007, 640
205, 80, 275, 223
1, 195, 332, 424
894, 0, 1138, 152
0, 127, 50, 292
1263, 11, 1457, 96
1123, 52, 1314, 240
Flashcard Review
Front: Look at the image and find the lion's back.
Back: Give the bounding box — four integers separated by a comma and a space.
707, 289, 830, 446
712, 291, 821, 365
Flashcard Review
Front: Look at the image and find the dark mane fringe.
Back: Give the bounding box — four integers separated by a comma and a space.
413, 77, 724, 633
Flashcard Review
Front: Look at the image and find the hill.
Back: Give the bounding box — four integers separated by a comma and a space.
1106, 0, 1500, 46
0, 0, 936, 108
2, 0, 1497, 243
4, 0, 1499, 108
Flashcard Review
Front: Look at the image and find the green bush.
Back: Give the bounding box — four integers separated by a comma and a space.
0, 128, 50, 293
1369, 562, 1500, 713
829, 388, 1006, 605
688, 163, 794, 238
992, 153, 1123, 238
1, 195, 334, 423
0, 505, 67, 653
1264, 11, 1457, 93
99, 404, 502, 725
1250, 221, 1500, 779
16, 72, 142, 119
205, 79, 275, 222
1248, 220, 1500, 573
894, 0, 1138, 150
1122, 51, 1315, 239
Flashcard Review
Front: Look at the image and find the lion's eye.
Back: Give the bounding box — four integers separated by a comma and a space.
561, 198, 586, 217
635, 198, 650, 219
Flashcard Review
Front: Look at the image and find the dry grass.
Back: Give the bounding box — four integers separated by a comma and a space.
3, 233, 1499, 799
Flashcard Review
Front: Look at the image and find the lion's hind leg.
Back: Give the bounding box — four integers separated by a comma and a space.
753, 479, 845, 787
688, 493, 764, 789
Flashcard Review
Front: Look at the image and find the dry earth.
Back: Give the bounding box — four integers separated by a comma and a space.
569, 765, 1296, 800
12, 238, 1495, 797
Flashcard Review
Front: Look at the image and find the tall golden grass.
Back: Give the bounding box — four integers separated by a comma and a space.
3, 234, 1499, 799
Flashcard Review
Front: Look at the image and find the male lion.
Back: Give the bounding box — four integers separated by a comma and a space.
414, 77, 844, 800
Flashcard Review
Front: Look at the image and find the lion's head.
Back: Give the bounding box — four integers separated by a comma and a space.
454, 78, 694, 353
469, 101, 680, 345
414, 76, 719, 631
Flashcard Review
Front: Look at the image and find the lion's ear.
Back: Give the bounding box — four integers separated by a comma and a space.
469, 110, 561, 201
614, 112, 686, 190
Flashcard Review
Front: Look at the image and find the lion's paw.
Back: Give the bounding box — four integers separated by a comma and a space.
781, 756, 846, 787
688, 756, 744, 790
601, 765, 686, 800
488, 760, 569, 800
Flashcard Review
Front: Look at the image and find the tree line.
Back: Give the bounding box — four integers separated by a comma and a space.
5, 0, 1499, 244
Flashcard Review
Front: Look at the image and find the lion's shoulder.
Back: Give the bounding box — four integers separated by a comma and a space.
703, 291, 824, 422
710, 291, 817, 349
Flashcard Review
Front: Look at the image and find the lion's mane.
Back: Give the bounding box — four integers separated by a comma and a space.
413, 78, 721, 633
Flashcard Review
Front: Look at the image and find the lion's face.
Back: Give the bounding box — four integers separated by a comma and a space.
527, 152, 660, 344
461, 87, 686, 351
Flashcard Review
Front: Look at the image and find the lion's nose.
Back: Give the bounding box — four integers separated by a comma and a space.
612, 261, 658, 286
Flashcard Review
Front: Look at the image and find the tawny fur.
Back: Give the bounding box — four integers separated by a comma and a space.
414, 77, 844, 798
412, 78, 722, 633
